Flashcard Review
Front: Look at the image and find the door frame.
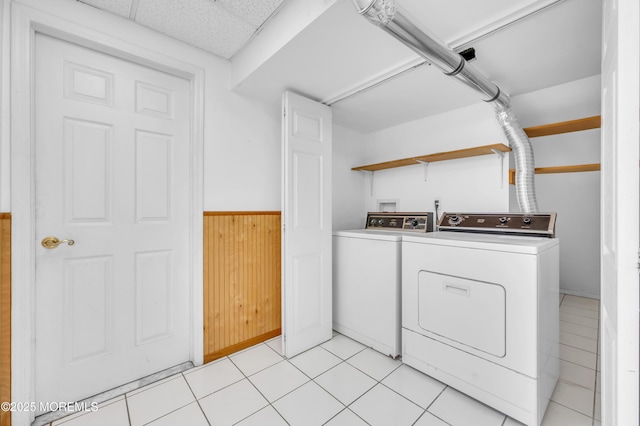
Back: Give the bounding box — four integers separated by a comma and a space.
10, 3, 204, 424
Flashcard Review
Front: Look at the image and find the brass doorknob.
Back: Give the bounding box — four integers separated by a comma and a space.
41, 236, 75, 249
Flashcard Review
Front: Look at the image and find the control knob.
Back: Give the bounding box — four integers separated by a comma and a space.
498, 216, 508, 224
410, 219, 419, 228
448, 215, 461, 225
523, 217, 532, 225
377, 219, 384, 226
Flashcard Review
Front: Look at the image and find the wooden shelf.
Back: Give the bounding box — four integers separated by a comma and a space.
351, 115, 602, 174
523, 115, 601, 138
509, 116, 602, 184
509, 164, 601, 184
352, 143, 511, 172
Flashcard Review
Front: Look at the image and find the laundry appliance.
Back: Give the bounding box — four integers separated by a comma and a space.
402, 212, 558, 426
333, 212, 434, 357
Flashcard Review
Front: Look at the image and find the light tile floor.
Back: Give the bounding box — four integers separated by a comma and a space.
42, 294, 600, 426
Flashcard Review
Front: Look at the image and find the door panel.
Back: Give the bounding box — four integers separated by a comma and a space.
34, 34, 192, 408
600, 0, 640, 423
64, 118, 113, 223
292, 152, 322, 228
135, 250, 173, 345
282, 92, 332, 358
64, 255, 113, 363
418, 271, 506, 357
135, 131, 172, 222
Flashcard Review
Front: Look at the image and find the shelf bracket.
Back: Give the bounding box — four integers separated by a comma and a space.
491, 149, 506, 189
416, 160, 429, 181
359, 170, 374, 196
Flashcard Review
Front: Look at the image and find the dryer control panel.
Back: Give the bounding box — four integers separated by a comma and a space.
365, 212, 434, 232
438, 212, 557, 237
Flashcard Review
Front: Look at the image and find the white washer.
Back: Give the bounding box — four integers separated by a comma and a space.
402, 213, 559, 426
333, 212, 433, 358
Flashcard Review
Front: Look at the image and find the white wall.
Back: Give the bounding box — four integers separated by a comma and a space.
231, 0, 337, 88
361, 102, 510, 215
0, 0, 9, 211
203, 66, 281, 211
332, 124, 367, 230
509, 75, 601, 298
345, 74, 601, 299
1, 0, 282, 213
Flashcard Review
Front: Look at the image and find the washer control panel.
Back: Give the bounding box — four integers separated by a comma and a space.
365, 212, 434, 233
438, 212, 557, 237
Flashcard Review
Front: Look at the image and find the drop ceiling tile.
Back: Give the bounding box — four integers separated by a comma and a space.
136, 0, 256, 59
78, 0, 133, 18
217, 0, 284, 27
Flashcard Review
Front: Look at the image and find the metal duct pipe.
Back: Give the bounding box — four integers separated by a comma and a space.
352, 0, 539, 213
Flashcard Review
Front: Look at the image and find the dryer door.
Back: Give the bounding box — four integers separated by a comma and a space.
418, 271, 506, 357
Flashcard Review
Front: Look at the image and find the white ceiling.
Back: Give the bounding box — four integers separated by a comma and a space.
77, 0, 285, 59
78, 0, 602, 133
233, 0, 602, 133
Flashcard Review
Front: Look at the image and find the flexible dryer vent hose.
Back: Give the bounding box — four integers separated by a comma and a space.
351, 0, 539, 213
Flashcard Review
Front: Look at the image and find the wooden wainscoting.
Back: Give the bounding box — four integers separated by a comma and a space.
0, 213, 10, 426
203, 212, 281, 363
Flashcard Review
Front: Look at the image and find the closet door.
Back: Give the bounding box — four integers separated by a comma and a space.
600, 0, 639, 424
281, 91, 332, 358
34, 34, 192, 407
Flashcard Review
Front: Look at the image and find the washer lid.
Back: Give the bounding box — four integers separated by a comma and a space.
333, 229, 404, 241
402, 231, 559, 254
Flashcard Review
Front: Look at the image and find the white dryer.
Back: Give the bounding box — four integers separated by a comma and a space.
333, 212, 433, 358
402, 213, 559, 426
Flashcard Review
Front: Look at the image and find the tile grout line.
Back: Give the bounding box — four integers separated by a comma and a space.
321, 342, 394, 419
321, 407, 370, 426
559, 356, 598, 372
559, 328, 599, 346
268, 353, 348, 425
377, 379, 427, 413
181, 357, 246, 401
548, 398, 595, 421
180, 371, 212, 426
560, 333, 599, 344
226, 350, 290, 425
411, 409, 453, 426
559, 308, 600, 320
225, 344, 345, 425
344, 358, 401, 384
592, 309, 601, 424
419, 385, 451, 425
135, 376, 199, 426
554, 298, 601, 424
228, 340, 364, 424
558, 338, 598, 355
228, 342, 287, 376
124, 394, 132, 426
560, 318, 600, 333
560, 317, 599, 329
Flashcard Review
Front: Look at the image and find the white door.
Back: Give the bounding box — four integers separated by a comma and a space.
282, 91, 332, 358
34, 34, 192, 407
600, 0, 639, 424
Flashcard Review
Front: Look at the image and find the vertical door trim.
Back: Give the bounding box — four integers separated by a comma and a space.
600, 0, 640, 422
10, 4, 204, 424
